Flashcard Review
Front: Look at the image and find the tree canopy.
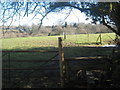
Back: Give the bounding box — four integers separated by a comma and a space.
0, 1, 120, 36
46, 2, 120, 36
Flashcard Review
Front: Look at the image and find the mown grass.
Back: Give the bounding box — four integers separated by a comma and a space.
2, 33, 115, 61
2, 33, 116, 50
2, 36, 60, 50
2, 33, 115, 68
64, 33, 116, 45
2, 33, 116, 88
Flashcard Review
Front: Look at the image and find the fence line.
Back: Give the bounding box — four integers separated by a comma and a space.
2, 37, 115, 88
2, 37, 66, 87
2, 67, 59, 70
2, 50, 58, 53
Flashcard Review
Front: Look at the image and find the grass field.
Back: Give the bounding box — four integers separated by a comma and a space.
2, 33, 115, 63
2, 33, 116, 88
2, 33, 115, 71
2, 33, 116, 69
2, 33, 116, 50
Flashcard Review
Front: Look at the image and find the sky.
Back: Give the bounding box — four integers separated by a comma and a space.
9, 8, 91, 26
1, 0, 120, 27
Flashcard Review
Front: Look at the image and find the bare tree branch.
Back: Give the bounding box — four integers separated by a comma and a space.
102, 16, 119, 35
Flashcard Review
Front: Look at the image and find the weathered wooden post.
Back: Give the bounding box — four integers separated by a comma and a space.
87, 34, 89, 44
99, 34, 102, 45
96, 34, 102, 45
63, 32, 66, 40
58, 37, 65, 87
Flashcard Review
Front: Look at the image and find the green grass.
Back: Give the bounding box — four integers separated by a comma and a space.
2, 33, 115, 65
2, 33, 116, 61
64, 33, 116, 45
2, 33, 116, 50
2, 33, 116, 88
2, 36, 60, 50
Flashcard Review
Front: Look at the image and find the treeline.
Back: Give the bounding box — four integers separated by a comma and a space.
0, 23, 115, 38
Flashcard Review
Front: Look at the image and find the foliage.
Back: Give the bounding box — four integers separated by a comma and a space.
1, 23, 114, 38
0, 1, 120, 36
47, 2, 120, 36
2, 33, 117, 88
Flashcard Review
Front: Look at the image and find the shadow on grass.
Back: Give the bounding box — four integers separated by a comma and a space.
2, 46, 113, 88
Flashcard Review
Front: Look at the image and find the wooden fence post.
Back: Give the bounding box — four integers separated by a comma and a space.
99, 34, 102, 45
63, 32, 66, 40
58, 37, 65, 87
96, 34, 102, 45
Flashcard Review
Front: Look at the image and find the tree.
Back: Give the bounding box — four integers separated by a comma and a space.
1, 1, 120, 36
0, 1, 50, 35
64, 22, 67, 27
30, 23, 39, 35
46, 2, 120, 36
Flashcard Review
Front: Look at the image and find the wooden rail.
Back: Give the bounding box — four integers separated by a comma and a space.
3, 56, 109, 62
2, 50, 58, 53
2, 67, 59, 70
2, 37, 115, 87
2, 37, 65, 87
65, 56, 110, 61
2, 48, 59, 83
3, 59, 59, 62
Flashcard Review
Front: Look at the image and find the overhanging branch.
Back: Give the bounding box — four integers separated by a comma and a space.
102, 16, 120, 36
38, 8, 57, 29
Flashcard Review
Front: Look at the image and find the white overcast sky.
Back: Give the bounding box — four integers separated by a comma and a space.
9, 8, 91, 26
